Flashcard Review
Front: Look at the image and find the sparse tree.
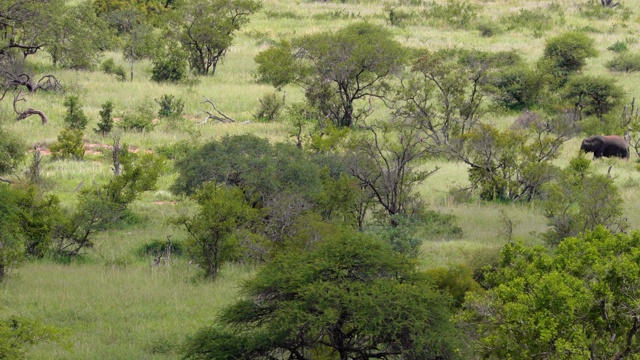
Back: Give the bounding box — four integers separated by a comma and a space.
256, 22, 408, 127
169, 0, 261, 76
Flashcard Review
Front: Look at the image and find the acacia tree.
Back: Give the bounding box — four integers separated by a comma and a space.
461, 227, 640, 359
170, 0, 261, 76
256, 22, 407, 127
183, 229, 460, 359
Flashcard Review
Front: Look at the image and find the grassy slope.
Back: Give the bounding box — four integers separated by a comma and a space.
3, 0, 640, 358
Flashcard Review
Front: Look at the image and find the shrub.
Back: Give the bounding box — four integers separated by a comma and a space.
155, 94, 184, 119
118, 102, 156, 132
151, 47, 187, 83
476, 20, 501, 37
501, 8, 553, 33
63, 96, 89, 131
253, 92, 285, 122
94, 101, 114, 135
50, 128, 85, 160
136, 238, 184, 258
606, 52, 640, 72
607, 41, 628, 53
423, 0, 478, 28
100, 58, 126, 81
562, 75, 624, 122
0, 128, 25, 175
541, 31, 597, 86
490, 64, 545, 110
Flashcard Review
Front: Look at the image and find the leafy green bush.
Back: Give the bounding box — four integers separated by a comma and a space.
541, 31, 597, 87
151, 47, 187, 83
94, 101, 114, 135
118, 102, 156, 132
63, 95, 89, 131
0, 128, 25, 175
501, 8, 553, 33
490, 64, 545, 110
562, 75, 624, 122
423, 0, 478, 28
100, 58, 126, 81
607, 41, 628, 53
253, 92, 284, 122
155, 94, 184, 119
476, 20, 501, 37
50, 128, 85, 160
606, 52, 640, 72
136, 238, 184, 258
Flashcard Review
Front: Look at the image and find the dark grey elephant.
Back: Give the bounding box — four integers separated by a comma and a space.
580, 135, 629, 159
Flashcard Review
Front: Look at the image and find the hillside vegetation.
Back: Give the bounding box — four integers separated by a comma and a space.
3, 0, 640, 358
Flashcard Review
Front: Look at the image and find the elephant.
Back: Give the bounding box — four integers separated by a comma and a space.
580, 135, 629, 159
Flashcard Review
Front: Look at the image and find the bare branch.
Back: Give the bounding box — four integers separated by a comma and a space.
200, 97, 236, 123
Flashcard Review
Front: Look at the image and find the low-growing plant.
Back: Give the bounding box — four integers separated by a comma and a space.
607, 41, 628, 53
253, 91, 285, 122
155, 94, 184, 119
501, 8, 554, 33
606, 52, 640, 72
118, 102, 156, 132
136, 238, 184, 258
151, 47, 188, 83
423, 0, 478, 28
100, 58, 126, 81
50, 128, 85, 160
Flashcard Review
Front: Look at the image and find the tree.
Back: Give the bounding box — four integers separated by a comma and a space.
461, 227, 640, 359
182, 229, 460, 359
0, 316, 69, 358
256, 22, 407, 127
94, 100, 115, 135
170, 0, 261, 76
106, 6, 156, 81
174, 184, 258, 280
562, 75, 625, 132
63, 95, 89, 130
0, 0, 64, 58
541, 154, 628, 245
45, 1, 110, 69
171, 134, 322, 207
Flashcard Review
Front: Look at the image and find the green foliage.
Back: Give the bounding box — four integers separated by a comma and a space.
256, 22, 408, 127
475, 20, 502, 37
171, 134, 322, 206
424, 264, 482, 308
118, 101, 156, 132
46, 1, 109, 69
183, 230, 460, 359
562, 75, 625, 124
63, 95, 89, 130
606, 52, 640, 72
100, 58, 127, 81
53, 150, 162, 256
608, 41, 629, 53
253, 91, 284, 122
541, 154, 627, 245
462, 227, 640, 359
423, 0, 478, 29
0, 128, 25, 175
169, 0, 262, 76
94, 101, 115, 135
151, 46, 187, 83
500, 7, 554, 34
541, 31, 597, 87
173, 184, 259, 280
155, 94, 184, 118
136, 238, 184, 258
490, 63, 546, 110
49, 128, 85, 160
0, 316, 70, 358
463, 121, 566, 201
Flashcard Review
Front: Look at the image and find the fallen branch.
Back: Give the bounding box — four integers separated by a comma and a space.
13, 90, 48, 124
0, 176, 13, 183
200, 97, 236, 124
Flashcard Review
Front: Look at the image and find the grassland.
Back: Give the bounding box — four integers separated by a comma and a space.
4, 0, 640, 358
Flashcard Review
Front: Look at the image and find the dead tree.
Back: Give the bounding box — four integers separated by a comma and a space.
111, 135, 123, 176
13, 90, 48, 124
601, 0, 619, 8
